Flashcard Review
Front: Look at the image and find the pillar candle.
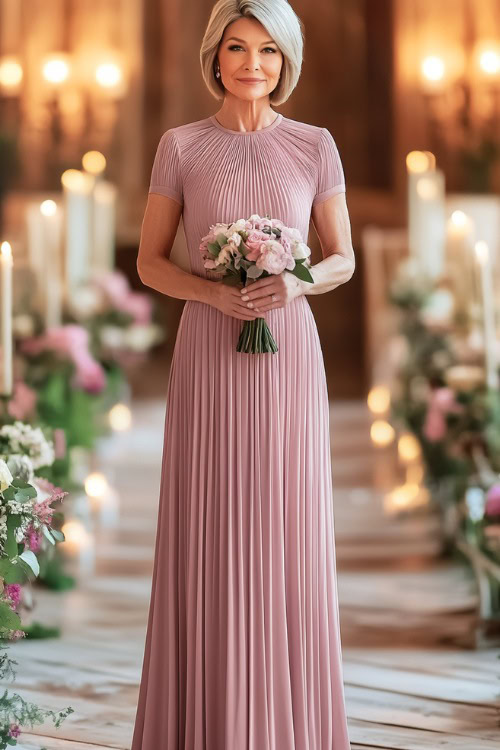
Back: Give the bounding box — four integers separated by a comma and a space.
0, 241, 13, 396
474, 241, 498, 390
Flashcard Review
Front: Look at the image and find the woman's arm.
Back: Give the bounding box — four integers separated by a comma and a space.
136, 193, 214, 304
304, 191, 355, 296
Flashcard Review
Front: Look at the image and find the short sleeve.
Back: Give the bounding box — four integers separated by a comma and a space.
312, 127, 346, 206
149, 129, 183, 205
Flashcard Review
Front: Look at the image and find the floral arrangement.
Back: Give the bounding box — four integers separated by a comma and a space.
66, 269, 164, 365
385, 258, 500, 637
199, 213, 314, 354
20, 325, 106, 395
11, 324, 113, 452
0, 421, 74, 746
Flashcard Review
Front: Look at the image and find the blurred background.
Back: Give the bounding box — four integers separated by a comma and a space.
0, 1, 500, 748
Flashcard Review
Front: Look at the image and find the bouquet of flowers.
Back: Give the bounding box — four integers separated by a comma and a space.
199, 214, 314, 354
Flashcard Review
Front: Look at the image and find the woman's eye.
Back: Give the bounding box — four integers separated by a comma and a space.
228, 45, 277, 53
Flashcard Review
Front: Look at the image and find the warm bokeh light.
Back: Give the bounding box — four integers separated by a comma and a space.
384, 482, 429, 513
61, 519, 91, 546
406, 151, 434, 174
421, 55, 445, 82
474, 240, 490, 265
61, 168, 94, 193
479, 49, 500, 75
109, 403, 132, 431
0, 56, 23, 89
95, 62, 122, 88
40, 199, 57, 217
475, 41, 500, 75
42, 55, 70, 84
85, 472, 109, 499
449, 210, 468, 229
370, 419, 395, 446
367, 385, 391, 414
82, 150, 107, 175
416, 176, 439, 200
0, 241, 12, 261
398, 433, 421, 463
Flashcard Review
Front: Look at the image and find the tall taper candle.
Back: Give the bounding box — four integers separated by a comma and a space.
0, 241, 13, 396
474, 241, 498, 390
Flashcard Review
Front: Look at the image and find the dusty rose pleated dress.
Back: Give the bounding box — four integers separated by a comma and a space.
131, 112, 351, 749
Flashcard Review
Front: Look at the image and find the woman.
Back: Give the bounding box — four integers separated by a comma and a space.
131, 0, 354, 747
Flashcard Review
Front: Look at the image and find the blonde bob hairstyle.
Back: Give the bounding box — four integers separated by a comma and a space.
200, 0, 304, 106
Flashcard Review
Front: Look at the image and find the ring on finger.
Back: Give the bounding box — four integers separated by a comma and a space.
271, 293, 278, 303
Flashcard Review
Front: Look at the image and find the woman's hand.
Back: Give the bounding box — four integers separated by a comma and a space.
208, 280, 266, 321
239, 272, 304, 312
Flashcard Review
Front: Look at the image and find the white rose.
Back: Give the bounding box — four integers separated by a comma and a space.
100, 326, 126, 349
292, 242, 311, 260
0, 459, 13, 491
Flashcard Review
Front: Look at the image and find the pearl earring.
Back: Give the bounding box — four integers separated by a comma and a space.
215, 66, 220, 78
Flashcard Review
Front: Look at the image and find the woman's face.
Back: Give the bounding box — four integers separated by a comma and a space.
217, 17, 283, 102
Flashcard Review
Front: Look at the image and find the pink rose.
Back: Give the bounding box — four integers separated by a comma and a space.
485, 484, 500, 517
21, 325, 106, 394
256, 240, 295, 275
7, 381, 37, 421
244, 231, 269, 262
423, 387, 464, 442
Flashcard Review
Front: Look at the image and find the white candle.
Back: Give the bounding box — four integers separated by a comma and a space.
92, 180, 117, 272
61, 169, 94, 296
407, 151, 446, 279
40, 200, 63, 328
474, 240, 498, 390
445, 211, 477, 321
0, 241, 13, 396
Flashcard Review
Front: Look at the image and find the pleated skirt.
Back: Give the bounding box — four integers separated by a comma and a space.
131, 295, 351, 750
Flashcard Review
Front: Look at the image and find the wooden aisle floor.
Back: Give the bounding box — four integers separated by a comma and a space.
3, 398, 500, 750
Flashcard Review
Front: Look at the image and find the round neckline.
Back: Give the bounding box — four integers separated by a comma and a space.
209, 112, 283, 135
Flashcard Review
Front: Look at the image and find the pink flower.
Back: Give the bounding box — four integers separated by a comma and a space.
8, 724, 21, 738
53, 428, 66, 459
21, 325, 106, 394
4, 583, 21, 610
92, 271, 153, 324
9, 630, 25, 641
244, 231, 270, 262
485, 484, 500, 517
256, 240, 295, 275
423, 387, 464, 442
118, 293, 152, 324
6, 381, 37, 421
25, 524, 42, 552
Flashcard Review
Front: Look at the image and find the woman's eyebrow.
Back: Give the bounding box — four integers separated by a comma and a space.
226, 36, 276, 45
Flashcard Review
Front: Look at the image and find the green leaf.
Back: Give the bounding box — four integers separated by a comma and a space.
49, 528, 65, 543
18, 549, 40, 577
290, 264, 314, 283
5, 517, 20, 559
0, 600, 22, 631
42, 525, 55, 545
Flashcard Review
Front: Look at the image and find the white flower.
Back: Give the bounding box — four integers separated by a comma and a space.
227, 220, 247, 234
68, 285, 106, 319
0, 459, 13, 491
125, 324, 163, 352
292, 242, 311, 260
465, 486, 485, 522
12, 313, 35, 338
100, 326, 126, 349
5, 454, 35, 483
0, 422, 55, 470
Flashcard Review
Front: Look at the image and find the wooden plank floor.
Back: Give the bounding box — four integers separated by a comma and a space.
3, 398, 500, 749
